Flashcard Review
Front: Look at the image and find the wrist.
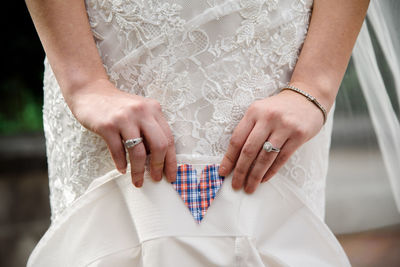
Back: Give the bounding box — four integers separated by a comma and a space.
280, 85, 328, 125
62, 77, 116, 113
61, 71, 110, 95
287, 80, 337, 114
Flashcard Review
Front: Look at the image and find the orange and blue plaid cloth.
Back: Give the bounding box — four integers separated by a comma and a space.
172, 164, 225, 223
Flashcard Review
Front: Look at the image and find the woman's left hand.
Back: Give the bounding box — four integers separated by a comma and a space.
218, 89, 327, 194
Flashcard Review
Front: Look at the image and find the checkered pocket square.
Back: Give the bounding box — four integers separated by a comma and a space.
172, 164, 225, 223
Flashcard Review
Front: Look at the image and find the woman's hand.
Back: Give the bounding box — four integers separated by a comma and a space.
217, 0, 370, 194
218, 89, 325, 193
68, 78, 177, 187
26, 0, 179, 188
25, 0, 178, 187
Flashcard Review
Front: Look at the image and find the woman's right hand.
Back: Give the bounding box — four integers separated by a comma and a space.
66, 78, 177, 187
25, 0, 177, 187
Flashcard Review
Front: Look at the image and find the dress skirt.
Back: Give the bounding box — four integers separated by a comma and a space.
28, 154, 350, 266
29, 0, 351, 265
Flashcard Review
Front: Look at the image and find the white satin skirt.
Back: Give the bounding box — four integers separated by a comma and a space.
28, 154, 350, 266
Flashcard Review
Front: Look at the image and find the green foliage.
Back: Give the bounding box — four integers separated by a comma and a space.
2, 2, 398, 135
0, 1, 45, 135
0, 78, 43, 135
335, 22, 399, 117
335, 59, 369, 116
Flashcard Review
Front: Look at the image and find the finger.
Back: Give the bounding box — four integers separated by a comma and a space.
103, 131, 127, 174
244, 131, 288, 193
140, 118, 168, 182
232, 121, 270, 190
156, 117, 177, 182
219, 113, 255, 176
261, 138, 300, 183
121, 128, 147, 188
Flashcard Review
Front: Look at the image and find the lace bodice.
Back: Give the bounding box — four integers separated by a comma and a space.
43, 0, 333, 222
87, 0, 313, 155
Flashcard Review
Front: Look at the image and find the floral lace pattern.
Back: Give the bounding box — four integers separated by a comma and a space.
43, 0, 333, 222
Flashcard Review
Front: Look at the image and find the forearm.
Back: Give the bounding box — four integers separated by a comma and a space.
26, 0, 178, 183
289, 0, 370, 113
25, 0, 108, 101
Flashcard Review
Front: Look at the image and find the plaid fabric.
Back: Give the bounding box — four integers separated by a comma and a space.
172, 164, 225, 223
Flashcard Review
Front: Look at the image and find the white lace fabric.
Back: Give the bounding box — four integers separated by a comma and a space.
42, 0, 333, 222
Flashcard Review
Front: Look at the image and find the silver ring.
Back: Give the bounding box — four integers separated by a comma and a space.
262, 141, 280, 153
124, 137, 143, 149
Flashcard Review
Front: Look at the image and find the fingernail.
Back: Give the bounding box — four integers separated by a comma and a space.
135, 181, 142, 188
244, 184, 254, 194
219, 166, 226, 175
232, 181, 241, 190
118, 168, 126, 174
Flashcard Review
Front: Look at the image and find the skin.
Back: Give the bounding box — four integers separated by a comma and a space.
25, 0, 177, 187
218, 0, 370, 193
25, 0, 369, 191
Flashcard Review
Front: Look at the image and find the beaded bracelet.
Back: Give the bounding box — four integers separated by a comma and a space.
281, 85, 327, 125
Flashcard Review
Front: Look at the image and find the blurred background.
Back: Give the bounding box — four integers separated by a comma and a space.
1, 1, 399, 267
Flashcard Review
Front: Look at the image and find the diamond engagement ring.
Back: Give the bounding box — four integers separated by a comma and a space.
262, 141, 280, 153
124, 137, 143, 149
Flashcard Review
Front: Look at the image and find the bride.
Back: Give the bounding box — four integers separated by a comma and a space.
25, 0, 371, 266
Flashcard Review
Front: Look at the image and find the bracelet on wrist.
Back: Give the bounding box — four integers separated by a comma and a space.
281, 85, 327, 125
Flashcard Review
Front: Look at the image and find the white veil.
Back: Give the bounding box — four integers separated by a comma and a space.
352, 0, 400, 212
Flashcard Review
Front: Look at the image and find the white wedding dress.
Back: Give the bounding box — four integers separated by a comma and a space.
28, 0, 351, 266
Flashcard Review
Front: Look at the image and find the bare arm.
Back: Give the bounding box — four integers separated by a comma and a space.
25, 0, 107, 96
219, 0, 370, 193
25, 0, 177, 186
290, 0, 370, 113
